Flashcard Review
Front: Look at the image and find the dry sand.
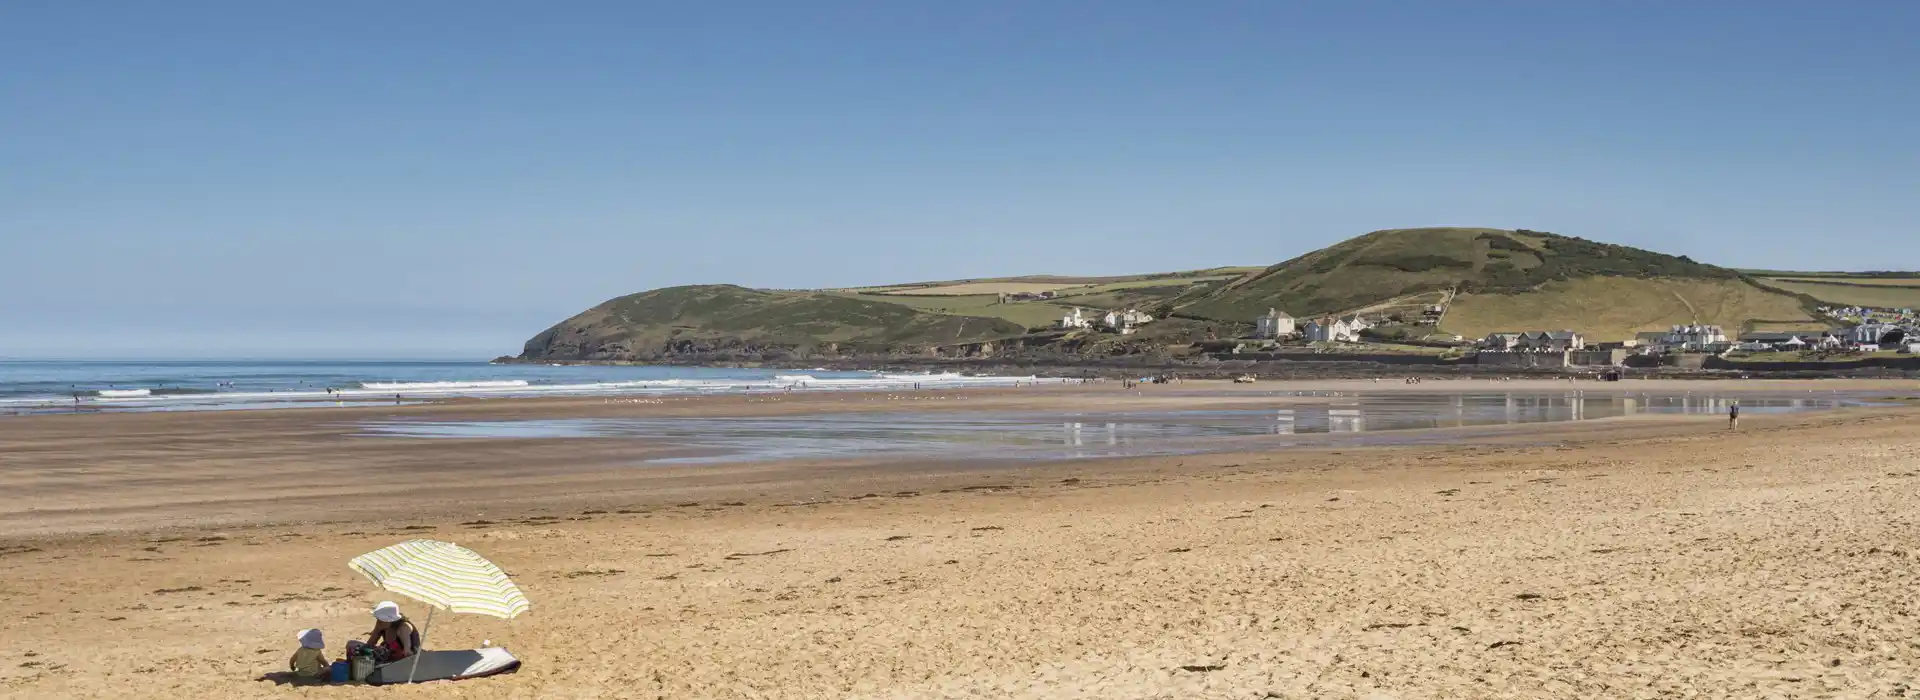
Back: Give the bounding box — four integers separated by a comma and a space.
3, 379, 1920, 698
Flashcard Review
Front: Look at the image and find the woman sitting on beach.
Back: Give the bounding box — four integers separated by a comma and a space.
346, 601, 419, 663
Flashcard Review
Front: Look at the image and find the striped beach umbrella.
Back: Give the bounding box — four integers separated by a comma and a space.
350, 539, 529, 683
349, 539, 531, 619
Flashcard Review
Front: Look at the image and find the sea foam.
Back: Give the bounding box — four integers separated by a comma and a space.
360, 380, 532, 391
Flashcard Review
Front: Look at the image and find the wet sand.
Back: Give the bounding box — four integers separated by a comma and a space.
3, 379, 1920, 697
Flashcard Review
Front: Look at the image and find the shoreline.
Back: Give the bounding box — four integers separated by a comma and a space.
502, 354, 1920, 379
6, 375, 1916, 421
4, 378, 1916, 539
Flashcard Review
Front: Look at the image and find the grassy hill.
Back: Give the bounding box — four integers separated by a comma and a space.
1440, 277, 1819, 341
518, 228, 1845, 361
842, 267, 1258, 296
1177, 228, 1744, 322
521, 285, 1027, 361
825, 291, 1075, 329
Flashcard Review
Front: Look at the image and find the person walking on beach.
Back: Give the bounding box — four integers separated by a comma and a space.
1728, 401, 1740, 431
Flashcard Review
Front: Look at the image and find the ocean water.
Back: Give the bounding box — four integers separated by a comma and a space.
0, 360, 1046, 413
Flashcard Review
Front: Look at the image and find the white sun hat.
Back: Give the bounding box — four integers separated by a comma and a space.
372, 600, 403, 623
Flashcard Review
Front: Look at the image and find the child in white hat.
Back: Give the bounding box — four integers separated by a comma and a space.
289, 628, 331, 680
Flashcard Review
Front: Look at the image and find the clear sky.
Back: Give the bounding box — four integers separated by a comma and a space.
3, 2, 1915, 358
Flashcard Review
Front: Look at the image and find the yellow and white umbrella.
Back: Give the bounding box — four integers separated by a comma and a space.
349, 539, 530, 682
350, 539, 531, 619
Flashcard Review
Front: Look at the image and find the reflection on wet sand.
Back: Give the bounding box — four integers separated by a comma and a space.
354, 390, 1898, 464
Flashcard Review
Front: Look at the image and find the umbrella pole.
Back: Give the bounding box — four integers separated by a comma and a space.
406, 607, 434, 684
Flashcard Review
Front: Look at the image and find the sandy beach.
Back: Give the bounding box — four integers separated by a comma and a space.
4, 379, 1920, 698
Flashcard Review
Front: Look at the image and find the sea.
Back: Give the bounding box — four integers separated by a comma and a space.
0, 359, 1044, 414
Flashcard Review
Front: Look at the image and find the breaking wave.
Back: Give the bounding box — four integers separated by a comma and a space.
360, 380, 532, 391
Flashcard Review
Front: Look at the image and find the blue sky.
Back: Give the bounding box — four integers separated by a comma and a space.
3, 2, 1915, 358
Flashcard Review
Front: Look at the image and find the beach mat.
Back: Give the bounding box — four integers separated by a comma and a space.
366, 648, 521, 685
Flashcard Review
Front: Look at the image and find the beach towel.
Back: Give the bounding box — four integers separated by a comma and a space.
365, 648, 521, 685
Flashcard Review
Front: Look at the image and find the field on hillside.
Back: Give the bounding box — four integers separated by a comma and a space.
1766, 277, 1920, 287
1757, 278, 1920, 309
851, 268, 1259, 297
883, 282, 1076, 296
1054, 273, 1246, 305
1746, 320, 1837, 333
1440, 277, 1817, 341
828, 292, 1072, 329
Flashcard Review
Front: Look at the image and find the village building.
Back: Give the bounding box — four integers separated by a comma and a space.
1057, 307, 1091, 330
1660, 324, 1728, 352
1735, 332, 1807, 352
1633, 330, 1670, 350
1480, 333, 1522, 351
1099, 308, 1154, 335
1849, 322, 1908, 346
1303, 317, 1362, 343
1479, 330, 1586, 352
1736, 331, 1828, 351
1254, 308, 1295, 339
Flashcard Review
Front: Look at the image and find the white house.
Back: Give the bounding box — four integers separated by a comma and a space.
1304, 317, 1361, 343
1661, 324, 1728, 352
1255, 308, 1295, 339
1058, 307, 1091, 330
1099, 308, 1154, 334
1481, 333, 1523, 351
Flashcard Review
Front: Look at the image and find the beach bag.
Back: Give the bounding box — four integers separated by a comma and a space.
349, 647, 377, 681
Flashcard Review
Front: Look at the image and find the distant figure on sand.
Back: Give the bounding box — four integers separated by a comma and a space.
1729, 401, 1740, 430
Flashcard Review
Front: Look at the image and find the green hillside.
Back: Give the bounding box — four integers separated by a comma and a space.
521, 285, 1027, 361
517, 228, 1847, 362
826, 291, 1075, 329
1440, 277, 1819, 341
1177, 228, 1742, 321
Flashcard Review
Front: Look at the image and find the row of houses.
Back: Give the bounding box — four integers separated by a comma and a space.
1631, 324, 1730, 353
1058, 307, 1155, 335
1479, 330, 1585, 352
1734, 324, 1913, 351
1305, 315, 1372, 343
1820, 305, 1917, 324
1250, 309, 1374, 342
1064, 305, 1363, 341
1081, 302, 1917, 354
1473, 321, 1920, 356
